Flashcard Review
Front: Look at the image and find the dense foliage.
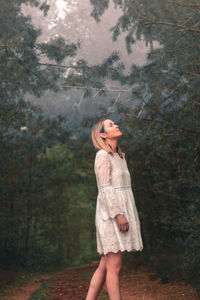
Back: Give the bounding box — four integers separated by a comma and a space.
90, 0, 200, 290
0, 0, 199, 294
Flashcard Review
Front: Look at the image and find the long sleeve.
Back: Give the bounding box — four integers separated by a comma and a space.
94, 151, 124, 220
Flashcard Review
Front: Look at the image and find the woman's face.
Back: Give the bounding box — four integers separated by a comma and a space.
100, 119, 122, 139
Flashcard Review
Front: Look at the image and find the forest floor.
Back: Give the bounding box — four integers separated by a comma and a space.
1, 261, 199, 300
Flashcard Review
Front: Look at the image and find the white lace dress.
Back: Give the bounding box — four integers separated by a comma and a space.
94, 149, 143, 255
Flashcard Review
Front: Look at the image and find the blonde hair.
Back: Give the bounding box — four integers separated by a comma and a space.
91, 118, 125, 159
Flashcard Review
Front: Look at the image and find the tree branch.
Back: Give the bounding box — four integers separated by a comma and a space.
145, 20, 200, 33
170, 2, 200, 8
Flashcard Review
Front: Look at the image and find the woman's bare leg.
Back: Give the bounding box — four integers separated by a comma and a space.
104, 250, 122, 300
85, 255, 107, 300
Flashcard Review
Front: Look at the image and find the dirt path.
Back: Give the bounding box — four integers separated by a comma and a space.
119, 265, 199, 300
3, 262, 199, 300
47, 262, 199, 300
2, 273, 54, 300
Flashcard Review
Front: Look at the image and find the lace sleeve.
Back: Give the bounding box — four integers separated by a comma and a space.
94, 151, 124, 220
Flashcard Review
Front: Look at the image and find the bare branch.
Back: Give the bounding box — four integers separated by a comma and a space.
61, 84, 131, 93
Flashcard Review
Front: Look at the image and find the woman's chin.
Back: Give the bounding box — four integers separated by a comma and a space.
117, 132, 123, 138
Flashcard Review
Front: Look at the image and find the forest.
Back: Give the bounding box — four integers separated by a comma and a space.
0, 0, 200, 298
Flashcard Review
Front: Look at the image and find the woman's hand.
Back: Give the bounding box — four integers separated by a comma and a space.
116, 214, 129, 232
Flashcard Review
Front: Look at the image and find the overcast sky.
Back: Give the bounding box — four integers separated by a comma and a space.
21, 0, 157, 70
21, 0, 161, 119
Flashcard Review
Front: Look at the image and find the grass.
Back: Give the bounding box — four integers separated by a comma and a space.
29, 276, 55, 300
0, 266, 46, 299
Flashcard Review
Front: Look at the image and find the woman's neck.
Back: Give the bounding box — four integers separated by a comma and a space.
106, 139, 118, 153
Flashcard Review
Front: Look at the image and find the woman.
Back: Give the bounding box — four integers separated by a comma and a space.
85, 118, 143, 300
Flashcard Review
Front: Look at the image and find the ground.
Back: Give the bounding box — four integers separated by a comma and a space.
1, 261, 199, 300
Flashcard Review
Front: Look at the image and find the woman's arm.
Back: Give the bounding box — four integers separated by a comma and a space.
95, 151, 129, 234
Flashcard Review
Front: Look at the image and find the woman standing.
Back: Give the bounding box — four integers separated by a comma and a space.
85, 118, 143, 300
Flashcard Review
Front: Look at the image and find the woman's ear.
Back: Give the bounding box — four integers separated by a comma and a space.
100, 133, 107, 139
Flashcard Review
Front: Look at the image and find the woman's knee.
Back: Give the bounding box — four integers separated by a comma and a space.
107, 264, 121, 274
104, 251, 122, 273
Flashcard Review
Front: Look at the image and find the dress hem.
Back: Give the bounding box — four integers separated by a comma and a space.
97, 246, 143, 255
